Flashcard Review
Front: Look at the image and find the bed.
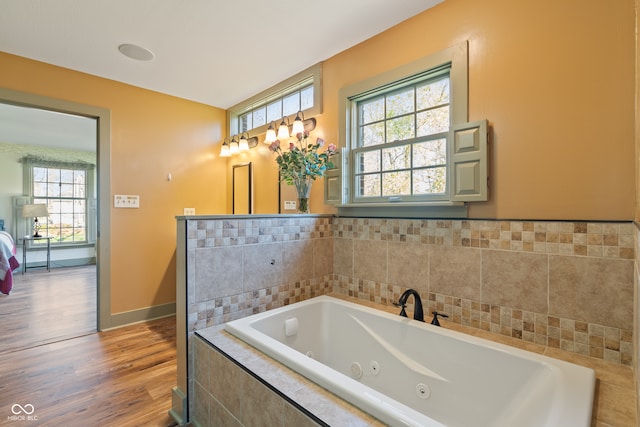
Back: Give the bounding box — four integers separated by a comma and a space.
0, 231, 20, 294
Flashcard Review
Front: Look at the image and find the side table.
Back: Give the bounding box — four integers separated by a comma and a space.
21, 235, 52, 274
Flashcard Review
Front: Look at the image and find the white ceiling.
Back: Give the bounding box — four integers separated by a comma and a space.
0, 0, 443, 109
0, 0, 442, 152
0, 103, 97, 152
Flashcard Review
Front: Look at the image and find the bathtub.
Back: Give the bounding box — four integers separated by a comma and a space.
224, 295, 595, 427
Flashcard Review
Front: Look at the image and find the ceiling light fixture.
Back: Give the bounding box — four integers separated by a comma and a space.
118, 44, 154, 61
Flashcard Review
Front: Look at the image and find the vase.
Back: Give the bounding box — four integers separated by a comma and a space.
293, 177, 312, 214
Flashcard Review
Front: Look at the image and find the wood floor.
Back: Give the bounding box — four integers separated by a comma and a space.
0, 266, 96, 354
0, 266, 178, 426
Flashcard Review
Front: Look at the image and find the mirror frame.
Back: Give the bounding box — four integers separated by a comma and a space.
232, 162, 253, 214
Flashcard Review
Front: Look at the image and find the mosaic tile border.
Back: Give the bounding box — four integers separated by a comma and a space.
333, 219, 635, 260
333, 275, 633, 365
188, 276, 333, 331
188, 217, 333, 248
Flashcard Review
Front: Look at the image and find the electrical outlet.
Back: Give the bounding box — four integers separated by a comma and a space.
114, 194, 140, 208
183, 208, 196, 216
284, 201, 297, 210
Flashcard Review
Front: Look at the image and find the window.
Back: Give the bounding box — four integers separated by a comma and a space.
354, 70, 450, 202
238, 84, 314, 134
21, 157, 95, 246
334, 42, 487, 217
228, 63, 322, 137
33, 165, 87, 243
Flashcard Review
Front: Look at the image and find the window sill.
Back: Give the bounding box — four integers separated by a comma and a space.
336, 202, 467, 219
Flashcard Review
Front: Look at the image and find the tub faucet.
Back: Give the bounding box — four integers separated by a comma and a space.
394, 289, 424, 322
431, 311, 449, 327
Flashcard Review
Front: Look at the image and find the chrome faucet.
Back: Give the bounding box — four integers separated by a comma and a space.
394, 289, 424, 322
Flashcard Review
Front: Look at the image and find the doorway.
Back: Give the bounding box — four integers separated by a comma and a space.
0, 87, 111, 333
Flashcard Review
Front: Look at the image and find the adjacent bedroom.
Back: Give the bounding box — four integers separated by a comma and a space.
0, 103, 98, 354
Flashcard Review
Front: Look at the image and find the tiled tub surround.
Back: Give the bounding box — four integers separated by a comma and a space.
180, 215, 336, 424
186, 216, 335, 330
333, 219, 635, 366
192, 296, 637, 427
179, 216, 636, 424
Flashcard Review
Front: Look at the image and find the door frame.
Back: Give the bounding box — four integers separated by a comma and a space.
0, 87, 111, 331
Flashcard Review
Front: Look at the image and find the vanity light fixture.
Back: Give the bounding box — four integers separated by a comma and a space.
264, 121, 277, 144
229, 135, 240, 155
219, 138, 231, 157
291, 110, 305, 135
238, 133, 250, 151
219, 134, 259, 158
277, 117, 291, 140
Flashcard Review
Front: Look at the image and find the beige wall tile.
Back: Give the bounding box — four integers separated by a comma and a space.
549, 256, 634, 330
209, 350, 242, 417
353, 239, 387, 284
243, 242, 282, 292
482, 250, 548, 313
334, 238, 353, 276
193, 337, 210, 392
282, 240, 314, 283
195, 246, 243, 301
210, 397, 242, 427
192, 382, 211, 427
430, 246, 481, 300
313, 237, 334, 278
387, 241, 429, 291
239, 371, 285, 426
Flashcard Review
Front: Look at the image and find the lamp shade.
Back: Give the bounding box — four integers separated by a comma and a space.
22, 203, 48, 218
277, 117, 290, 140
291, 111, 305, 135
238, 134, 250, 151
264, 122, 277, 144
229, 137, 239, 154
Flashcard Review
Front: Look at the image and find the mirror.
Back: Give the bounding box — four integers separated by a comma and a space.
232, 162, 253, 214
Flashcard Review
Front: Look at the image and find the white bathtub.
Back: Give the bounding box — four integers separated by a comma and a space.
224, 295, 595, 427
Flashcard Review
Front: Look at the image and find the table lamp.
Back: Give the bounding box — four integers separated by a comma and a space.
22, 203, 49, 237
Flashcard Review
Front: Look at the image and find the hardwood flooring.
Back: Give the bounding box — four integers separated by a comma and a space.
0, 266, 178, 426
0, 265, 96, 354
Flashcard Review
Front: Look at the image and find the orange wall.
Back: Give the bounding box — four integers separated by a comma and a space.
636, 0, 640, 223
239, 0, 636, 220
0, 0, 635, 315
0, 52, 227, 314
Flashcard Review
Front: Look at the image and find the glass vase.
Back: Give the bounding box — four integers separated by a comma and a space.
293, 177, 312, 214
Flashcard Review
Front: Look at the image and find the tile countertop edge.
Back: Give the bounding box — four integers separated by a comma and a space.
196, 325, 383, 427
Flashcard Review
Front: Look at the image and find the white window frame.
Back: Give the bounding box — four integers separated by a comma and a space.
227, 63, 322, 137
336, 41, 484, 218
22, 159, 95, 246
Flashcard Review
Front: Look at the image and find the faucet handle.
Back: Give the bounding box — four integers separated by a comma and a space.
393, 301, 408, 318
431, 311, 449, 326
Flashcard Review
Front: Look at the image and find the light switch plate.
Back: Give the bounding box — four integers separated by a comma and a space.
114, 194, 140, 208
